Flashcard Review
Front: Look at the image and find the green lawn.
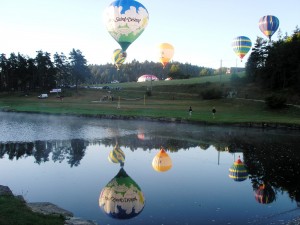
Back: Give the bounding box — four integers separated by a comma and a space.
1, 74, 299, 126
1, 88, 299, 126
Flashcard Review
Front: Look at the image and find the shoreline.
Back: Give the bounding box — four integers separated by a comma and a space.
1, 108, 300, 131
0, 185, 97, 225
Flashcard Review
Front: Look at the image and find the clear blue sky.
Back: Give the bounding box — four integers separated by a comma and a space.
0, 0, 299, 69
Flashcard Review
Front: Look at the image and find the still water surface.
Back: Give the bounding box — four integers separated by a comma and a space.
0, 112, 300, 225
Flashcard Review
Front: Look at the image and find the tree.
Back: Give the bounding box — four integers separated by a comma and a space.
53, 52, 71, 87
16, 53, 32, 91
0, 54, 8, 91
199, 68, 213, 76
245, 37, 268, 84
69, 49, 91, 91
169, 63, 188, 79
246, 27, 300, 92
35, 51, 55, 90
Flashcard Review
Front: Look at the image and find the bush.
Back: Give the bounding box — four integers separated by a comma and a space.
145, 90, 152, 97
201, 88, 222, 100
265, 94, 287, 109
231, 74, 247, 85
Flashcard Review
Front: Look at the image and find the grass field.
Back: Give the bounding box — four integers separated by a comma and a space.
0, 195, 65, 225
1, 74, 300, 126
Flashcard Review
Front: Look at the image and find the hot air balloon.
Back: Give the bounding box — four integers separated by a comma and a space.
232, 36, 252, 61
254, 183, 276, 204
137, 74, 159, 82
99, 167, 145, 219
152, 147, 172, 172
229, 157, 248, 182
104, 0, 149, 52
259, 15, 279, 41
112, 49, 126, 70
108, 143, 125, 164
158, 43, 174, 68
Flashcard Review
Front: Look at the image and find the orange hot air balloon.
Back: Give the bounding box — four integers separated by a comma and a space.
254, 183, 276, 204
152, 147, 172, 172
158, 43, 174, 68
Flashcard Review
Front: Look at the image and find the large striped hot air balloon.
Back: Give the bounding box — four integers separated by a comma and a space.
232, 36, 252, 61
152, 147, 172, 172
99, 167, 145, 219
229, 157, 248, 182
158, 43, 174, 68
108, 143, 125, 164
254, 183, 276, 204
259, 15, 280, 41
104, 0, 149, 53
112, 49, 126, 70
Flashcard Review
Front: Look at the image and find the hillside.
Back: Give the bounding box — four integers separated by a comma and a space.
1, 74, 300, 128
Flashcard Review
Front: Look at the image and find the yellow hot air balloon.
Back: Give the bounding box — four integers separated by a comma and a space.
112, 49, 126, 70
158, 43, 174, 68
108, 143, 125, 164
152, 147, 172, 172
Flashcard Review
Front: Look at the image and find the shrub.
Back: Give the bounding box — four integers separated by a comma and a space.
201, 88, 222, 99
145, 90, 152, 97
265, 94, 287, 109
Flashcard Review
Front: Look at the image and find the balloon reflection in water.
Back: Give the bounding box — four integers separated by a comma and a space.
108, 143, 125, 165
99, 167, 145, 219
229, 157, 248, 182
255, 183, 276, 204
152, 147, 172, 172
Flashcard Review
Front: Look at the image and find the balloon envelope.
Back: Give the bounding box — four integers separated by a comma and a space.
259, 15, 279, 40
99, 168, 145, 219
137, 74, 158, 82
232, 36, 252, 61
152, 148, 172, 172
104, 0, 149, 51
108, 144, 125, 164
255, 183, 276, 204
158, 43, 174, 68
112, 49, 126, 70
229, 158, 248, 182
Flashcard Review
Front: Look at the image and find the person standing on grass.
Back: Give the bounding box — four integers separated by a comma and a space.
189, 106, 192, 116
212, 107, 216, 118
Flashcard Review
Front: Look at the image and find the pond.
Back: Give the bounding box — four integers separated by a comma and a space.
0, 111, 300, 225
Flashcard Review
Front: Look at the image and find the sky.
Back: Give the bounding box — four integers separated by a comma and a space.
0, 0, 299, 69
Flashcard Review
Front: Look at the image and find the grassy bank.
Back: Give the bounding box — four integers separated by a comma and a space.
1, 75, 300, 126
0, 195, 65, 225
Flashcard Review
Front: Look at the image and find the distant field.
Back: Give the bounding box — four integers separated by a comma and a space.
104, 74, 233, 89
1, 73, 300, 126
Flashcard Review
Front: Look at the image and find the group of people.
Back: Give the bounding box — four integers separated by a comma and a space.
188, 106, 216, 118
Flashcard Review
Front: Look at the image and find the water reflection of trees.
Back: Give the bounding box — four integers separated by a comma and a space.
0, 139, 88, 167
1, 130, 299, 206
243, 142, 300, 206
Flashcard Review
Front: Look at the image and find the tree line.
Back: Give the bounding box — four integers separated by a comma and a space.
246, 27, 300, 94
0, 49, 91, 92
0, 48, 221, 92
88, 60, 220, 85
